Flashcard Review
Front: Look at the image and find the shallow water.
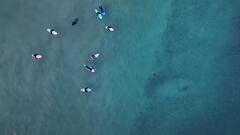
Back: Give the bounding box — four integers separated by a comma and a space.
0, 0, 240, 135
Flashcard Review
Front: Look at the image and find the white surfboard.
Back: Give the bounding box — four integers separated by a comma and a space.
81, 88, 85, 92
91, 69, 95, 73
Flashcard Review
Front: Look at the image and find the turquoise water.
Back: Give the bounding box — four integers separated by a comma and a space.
0, 0, 240, 134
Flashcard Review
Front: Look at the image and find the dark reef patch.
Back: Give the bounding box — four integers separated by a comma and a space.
144, 71, 168, 98
144, 69, 186, 98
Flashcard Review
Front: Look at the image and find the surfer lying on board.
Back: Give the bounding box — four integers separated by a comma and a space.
99, 5, 106, 16
84, 64, 95, 72
95, 5, 106, 19
105, 25, 114, 32
81, 87, 92, 93
90, 53, 100, 60
46, 28, 58, 35
32, 53, 43, 59
72, 18, 78, 26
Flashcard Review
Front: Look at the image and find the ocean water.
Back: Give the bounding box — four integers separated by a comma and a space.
0, 0, 240, 135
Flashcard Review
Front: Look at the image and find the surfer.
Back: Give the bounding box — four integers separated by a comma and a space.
72, 18, 78, 25
99, 5, 106, 16
84, 64, 95, 72
46, 28, 58, 35
32, 53, 43, 59
90, 53, 100, 60
105, 25, 114, 32
81, 87, 92, 93
95, 5, 106, 19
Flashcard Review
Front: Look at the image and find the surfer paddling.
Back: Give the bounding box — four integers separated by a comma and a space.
32, 53, 43, 59
105, 25, 114, 32
84, 64, 95, 73
46, 28, 58, 35
94, 5, 106, 19
99, 5, 106, 16
72, 18, 78, 26
90, 53, 100, 60
81, 87, 92, 93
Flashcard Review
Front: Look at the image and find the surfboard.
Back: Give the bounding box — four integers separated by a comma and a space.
94, 53, 100, 58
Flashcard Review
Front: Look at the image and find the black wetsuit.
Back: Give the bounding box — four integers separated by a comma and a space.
106, 26, 112, 30
96, 11, 101, 17
85, 65, 93, 72
72, 18, 78, 25
33, 54, 38, 57
99, 6, 104, 13
83, 87, 88, 92
91, 55, 96, 59
50, 29, 55, 34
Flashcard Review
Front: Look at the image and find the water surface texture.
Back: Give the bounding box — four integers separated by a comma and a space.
0, 0, 240, 135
